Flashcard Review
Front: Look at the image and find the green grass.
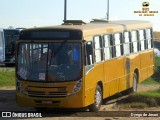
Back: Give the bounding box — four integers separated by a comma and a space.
129, 90, 160, 107
137, 89, 160, 97
140, 77, 160, 85
120, 89, 160, 108
0, 69, 15, 86
155, 57, 160, 67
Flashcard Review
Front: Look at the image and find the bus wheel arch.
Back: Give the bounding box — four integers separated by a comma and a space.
88, 81, 103, 112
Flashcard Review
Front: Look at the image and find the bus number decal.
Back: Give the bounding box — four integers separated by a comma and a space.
18, 67, 30, 80
39, 73, 46, 80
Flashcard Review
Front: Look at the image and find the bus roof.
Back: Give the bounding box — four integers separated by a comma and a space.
24, 20, 152, 40
0, 28, 20, 31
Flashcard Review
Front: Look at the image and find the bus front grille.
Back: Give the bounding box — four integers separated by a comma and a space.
25, 91, 67, 98
23, 85, 68, 98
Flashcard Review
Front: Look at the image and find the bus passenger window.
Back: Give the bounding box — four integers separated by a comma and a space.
103, 35, 112, 60
123, 32, 130, 55
139, 30, 145, 51
85, 42, 93, 65
146, 29, 152, 49
93, 36, 103, 63
131, 31, 138, 53
114, 33, 122, 57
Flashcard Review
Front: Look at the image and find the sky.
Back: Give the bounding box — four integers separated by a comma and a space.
0, 0, 159, 31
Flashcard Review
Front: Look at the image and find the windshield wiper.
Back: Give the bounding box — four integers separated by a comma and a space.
49, 40, 68, 64
54, 40, 68, 56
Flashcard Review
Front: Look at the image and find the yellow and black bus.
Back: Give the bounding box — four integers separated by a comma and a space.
16, 20, 154, 112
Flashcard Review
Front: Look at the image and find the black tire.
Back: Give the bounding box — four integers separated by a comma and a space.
88, 85, 102, 112
132, 73, 138, 92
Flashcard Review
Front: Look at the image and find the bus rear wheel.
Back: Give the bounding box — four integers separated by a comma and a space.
88, 84, 102, 112
132, 73, 138, 92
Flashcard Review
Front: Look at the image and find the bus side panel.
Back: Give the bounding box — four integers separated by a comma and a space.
140, 49, 154, 82
84, 63, 104, 107
103, 57, 125, 97
124, 53, 140, 88
116, 57, 127, 92
148, 50, 154, 77
116, 57, 125, 93
104, 59, 117, 97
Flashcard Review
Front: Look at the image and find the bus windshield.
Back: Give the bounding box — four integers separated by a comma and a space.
17, 42, 82, 82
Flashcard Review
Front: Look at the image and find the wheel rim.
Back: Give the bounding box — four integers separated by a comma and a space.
95, 89, 101, 107
133, 75, 137, 92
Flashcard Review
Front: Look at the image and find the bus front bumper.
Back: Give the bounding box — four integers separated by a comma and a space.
16, 91, 83, 109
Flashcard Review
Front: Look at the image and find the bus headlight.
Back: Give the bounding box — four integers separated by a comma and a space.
16, 80, 22, 92
72, 80, 82, 94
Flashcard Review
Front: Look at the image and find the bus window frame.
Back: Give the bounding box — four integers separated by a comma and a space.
113, 32, 124, 58
130, 30, 138, 53
145, 28, 153, 49
123, 31, 131, 55
103, 34, 113, 61
93, 35, 103, 64
139, 29, 146, 51
84, 41, 94, 66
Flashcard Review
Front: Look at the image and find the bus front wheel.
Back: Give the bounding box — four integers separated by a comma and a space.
88, 84, 102, 112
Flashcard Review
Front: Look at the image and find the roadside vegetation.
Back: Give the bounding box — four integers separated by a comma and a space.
119, 89, 160, 108
0, 68, 15, 86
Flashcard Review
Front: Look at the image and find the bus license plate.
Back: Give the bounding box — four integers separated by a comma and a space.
42, 101, 52, 104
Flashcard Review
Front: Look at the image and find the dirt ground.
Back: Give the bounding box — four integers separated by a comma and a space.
0, 85, 160, 120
